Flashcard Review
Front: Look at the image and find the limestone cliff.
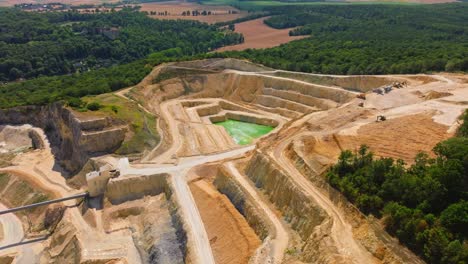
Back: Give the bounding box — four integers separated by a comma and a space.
214, 169, 270, 240
105, 174, 170, 204
0, 103, 126, 174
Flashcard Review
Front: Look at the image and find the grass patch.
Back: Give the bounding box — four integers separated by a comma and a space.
0, 153, 15, 168
0, 173, 11, 193
6, 180, 35, 207
25, 193, 50, 214
81, 93, 159, 155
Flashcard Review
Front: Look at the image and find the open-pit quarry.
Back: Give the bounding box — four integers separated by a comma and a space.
0, 58, 467, 264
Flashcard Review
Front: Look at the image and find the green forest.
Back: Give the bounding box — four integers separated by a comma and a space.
326, 111, 468, 264
224, 4, 468, 74
0, 48, 192, 108
0, 3, 468, 108
0, 8, 242, 81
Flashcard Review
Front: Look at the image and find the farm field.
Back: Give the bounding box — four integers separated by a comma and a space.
0, 0, 119, 6
216, 17, 306, 51
140, 1, 247, 24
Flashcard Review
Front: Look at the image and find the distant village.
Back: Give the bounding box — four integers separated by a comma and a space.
14, 2, 239, 17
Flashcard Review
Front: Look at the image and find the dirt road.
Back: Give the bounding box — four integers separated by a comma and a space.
117, 145, 255, 264
173, 169, 215, 264
0, 203, 37, 264
225, 162, 289, 264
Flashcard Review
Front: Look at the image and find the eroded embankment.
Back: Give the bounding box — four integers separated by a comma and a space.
261, 71, 404, 92
190, 177, 261, 264
104, 174, 187, 264
214, 164, 292, 264
0, 103, 126, 174
214, 170, 270, 241
45, 218, 83, 263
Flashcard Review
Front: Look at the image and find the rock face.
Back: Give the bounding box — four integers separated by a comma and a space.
262, 71, 402, 92
103, 178, 187, 264
105, 174, 170, 204
214, 169, 269, 240
141, 201, 186, 264
132, 60, 360, 120
245, 151, 346, 263
0, 103, 127, 174
46, 219, 82, 263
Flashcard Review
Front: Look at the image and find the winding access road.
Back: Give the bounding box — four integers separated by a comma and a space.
0, 203, 36, 264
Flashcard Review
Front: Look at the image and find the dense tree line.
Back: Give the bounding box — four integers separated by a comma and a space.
326, 111, 468, 263
0, 48, 192, 108
223, 4, 467, 74
0, 8, 243, 81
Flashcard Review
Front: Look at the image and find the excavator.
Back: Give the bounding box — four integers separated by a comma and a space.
376, 115, 386, 122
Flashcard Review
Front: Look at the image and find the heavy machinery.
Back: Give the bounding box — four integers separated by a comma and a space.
376, 115, 386, 122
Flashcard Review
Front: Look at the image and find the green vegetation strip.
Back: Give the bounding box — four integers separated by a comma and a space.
215, 119, 273, 145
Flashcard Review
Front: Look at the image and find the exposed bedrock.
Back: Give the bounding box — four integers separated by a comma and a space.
0, 103, 126, 174
104, 175, 187, 264
45, 219, 83, 263
144, 201, 186, 264
173, 58, 273, 72
105, 174, 170, 205
209, 112, 279, 127
262, 71, 403, 92
244, 151, 348, 263
214, 168, 270, 241
133, 67, 358, 118
214, 166, 282, 264
0, 124, 43, 153
29, 129, 45, 150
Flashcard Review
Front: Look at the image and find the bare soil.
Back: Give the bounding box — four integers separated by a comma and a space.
0, 125, 33, 154
216, 17, 306, 51
0, 0, 119, 6
336, 113, 452, 163
0, 256, 14, 264
190, 178, 261, 264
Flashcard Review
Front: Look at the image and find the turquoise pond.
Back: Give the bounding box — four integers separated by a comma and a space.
214, 119, 274, 145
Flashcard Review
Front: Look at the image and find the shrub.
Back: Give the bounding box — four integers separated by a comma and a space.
67, 97, 85, 108
86, 102, 101, 111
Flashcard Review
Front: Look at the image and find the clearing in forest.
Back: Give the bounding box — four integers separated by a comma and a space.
216, 17, 306, 51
